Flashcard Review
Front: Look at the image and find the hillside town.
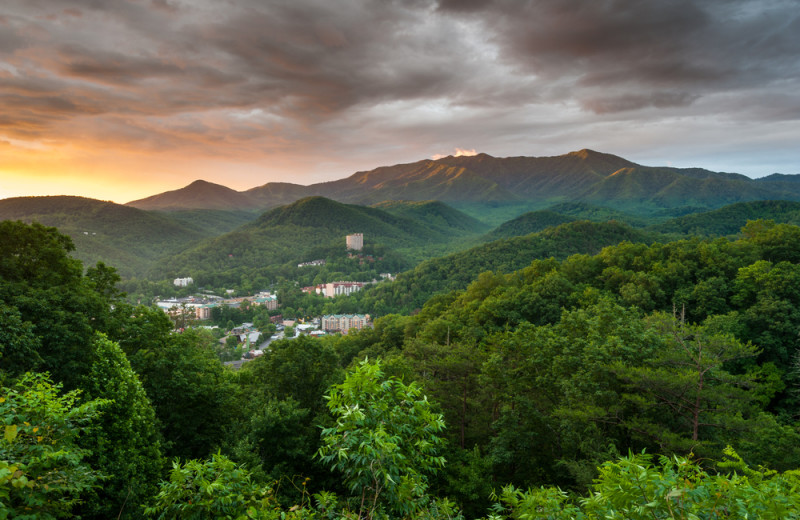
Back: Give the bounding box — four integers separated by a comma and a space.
154, 232, 379, 366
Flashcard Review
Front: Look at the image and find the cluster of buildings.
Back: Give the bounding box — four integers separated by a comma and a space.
163, 234, 377, 334
156, 291, 278, 320
298, 259, 326, 268
302, 281, 366, 298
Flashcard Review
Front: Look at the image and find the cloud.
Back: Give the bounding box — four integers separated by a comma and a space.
1, 0, 799, 197
433, 147, 479, 159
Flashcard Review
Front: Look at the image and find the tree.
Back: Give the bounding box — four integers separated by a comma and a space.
0, 372, 108, 519
232, 336, 344, 494
0, 221, 82, 289
491, 448, 800, 520
611, 311, 767, 458
144, 453, 281, 520
316, 359, 447, 519
76, 334, 164, 520
404, 339, 489, 450
0, 221, 111, 388
0, 304, 41, 378
127, 329, 238, 460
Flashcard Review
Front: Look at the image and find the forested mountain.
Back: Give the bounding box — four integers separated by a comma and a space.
245, 181, 316, 209
125, 149, 800, 218
0, 196, 214, 277
153, 196, 487, 289
152, 208, 258, 236
342, 220, 653, 315
370, 200, 490, 235
579, 166, 781, 211
544, 201, 652, 225
648, 199, 800, 235
484, 210, 576, 240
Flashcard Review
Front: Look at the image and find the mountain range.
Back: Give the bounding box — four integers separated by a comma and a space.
126, 149, 800, 215
5, 148, 800, 286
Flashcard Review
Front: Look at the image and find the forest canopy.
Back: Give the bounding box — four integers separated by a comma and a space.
2, 218, 800, 519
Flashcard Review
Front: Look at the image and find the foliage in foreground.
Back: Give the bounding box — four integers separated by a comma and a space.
317, 359, 448, 520
0, 373, 108, 519
490, 448, 800, 520
144, 453, 281, 520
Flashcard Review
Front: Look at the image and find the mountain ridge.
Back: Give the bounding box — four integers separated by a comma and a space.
122, 149, 800, 215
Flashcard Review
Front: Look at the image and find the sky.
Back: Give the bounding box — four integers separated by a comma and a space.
1, 0, 799, 203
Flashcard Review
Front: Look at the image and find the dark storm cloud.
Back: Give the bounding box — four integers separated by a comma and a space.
1, 0, 799, 179
439, 0, 800, 113
188, 1, 483, 117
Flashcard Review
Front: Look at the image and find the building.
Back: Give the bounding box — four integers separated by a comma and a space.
195, 303, 216, 320
323, 281, 364, 298
254, 294, 279, 310
346, 233, 363, 251
321, 314, 371, 334
298, 259, 326, 268
173, 277, 193, 287
302, 281, 366, 298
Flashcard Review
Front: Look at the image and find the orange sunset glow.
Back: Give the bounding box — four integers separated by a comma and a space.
2, 0, 799, 202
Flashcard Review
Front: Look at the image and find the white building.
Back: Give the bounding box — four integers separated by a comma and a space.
173, 277, 194, 287
346, 233, 363, 251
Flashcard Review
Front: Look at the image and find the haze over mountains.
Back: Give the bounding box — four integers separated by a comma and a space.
126, 149, 800, 214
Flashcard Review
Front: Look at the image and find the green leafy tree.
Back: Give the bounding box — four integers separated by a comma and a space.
0, 372, 108, 519
232, 336, 344, 493
144, 453, 283, 520
0, 305, 41, 379
76, 334, 165, 520
490, 448, 800, 520
0, 221, 111, 388
127, 329, 238, 460
228, 397, 316, 491
404, 339, 489, 450
316, 359, 447, 519
612, 311, 762, 449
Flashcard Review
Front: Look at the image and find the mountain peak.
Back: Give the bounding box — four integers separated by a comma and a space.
569, 149, 628, 162
126, 179, 258, 211
186, 179, 224, 188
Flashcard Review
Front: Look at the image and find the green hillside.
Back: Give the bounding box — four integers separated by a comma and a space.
0, 196, 209, 277
484, 210, 576, 240
545, 201, 653, 226
154, 196, 487, 288
579, 167, 788, 212
648, 200, 800, 236
154, 208, 258, 236
371, 200, 490, 235
341, 220, 653, 315
484, 201, 656, 241
253, 196, 459, 244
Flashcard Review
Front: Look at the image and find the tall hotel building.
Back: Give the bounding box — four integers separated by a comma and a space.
346, 233, 363, 251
